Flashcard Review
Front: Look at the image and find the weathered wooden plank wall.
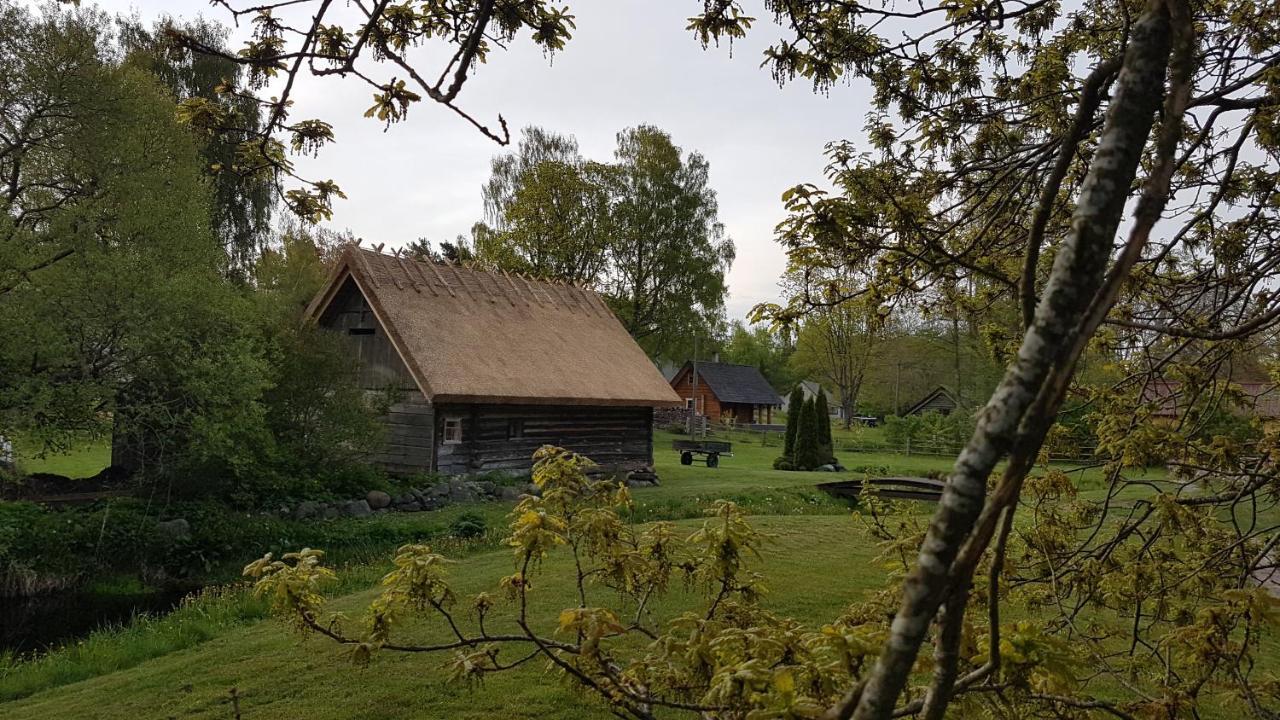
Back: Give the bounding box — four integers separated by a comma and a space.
434, 404, 653, 476
371, 391, 434, 475
318, 278, 418, 391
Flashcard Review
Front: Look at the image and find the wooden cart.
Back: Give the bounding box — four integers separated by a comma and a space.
672, 439, 733, 468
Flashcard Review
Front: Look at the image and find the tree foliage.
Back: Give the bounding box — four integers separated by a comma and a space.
118, 15, 275, 278
170, 0, 578, 219
0, 2, 259, 459
719, 321, 798, 392
473, 127, 611, 284
790, 293, 882, 429
0, 4, 383, 502
474, 125, 735, 362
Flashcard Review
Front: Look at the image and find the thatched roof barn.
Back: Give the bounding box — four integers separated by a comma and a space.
305, 246, 680, 476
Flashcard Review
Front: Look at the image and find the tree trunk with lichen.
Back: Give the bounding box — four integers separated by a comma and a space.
847, 3, 1176, 718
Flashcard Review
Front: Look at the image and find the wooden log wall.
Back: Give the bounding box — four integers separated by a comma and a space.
434, 404, 654, 476
371, 391, 435, 475
670, 369, 722, 420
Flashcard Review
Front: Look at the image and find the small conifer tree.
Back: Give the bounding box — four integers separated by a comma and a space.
782, 385, 804, 460
794, 396, 823, 470
815, 388, 836, 464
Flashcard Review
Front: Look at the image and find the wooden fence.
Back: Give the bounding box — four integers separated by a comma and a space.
699, 427, 1098, 464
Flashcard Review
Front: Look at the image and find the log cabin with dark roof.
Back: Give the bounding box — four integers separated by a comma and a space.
304, 246, 682, 477
669, 361, 782, 425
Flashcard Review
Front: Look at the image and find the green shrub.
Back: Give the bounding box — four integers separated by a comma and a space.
772, 457, 795, 471
448, 511, 487, 539
843, 463, 890, 476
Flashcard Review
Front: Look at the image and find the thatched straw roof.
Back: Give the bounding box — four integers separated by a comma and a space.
305, 246, 681, 407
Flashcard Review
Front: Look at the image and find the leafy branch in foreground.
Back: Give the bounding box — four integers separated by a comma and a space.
247, 446, 1280, 720
168, 0, 576, 220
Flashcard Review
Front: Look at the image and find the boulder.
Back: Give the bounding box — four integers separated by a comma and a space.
293, 500, 322, 520
342, 499, 372, 518
817, 464, 837, 472
393, 492, 417, 506
498, 485, 524, 501
156, 518, 191, 540
398, 499, 423, 512
426, 482, 450, 499
448, 479, 479, 503
321, 505, 340, 520
626, 470, 660, 487
525, 482, 542, 497
366, 490, 392, 510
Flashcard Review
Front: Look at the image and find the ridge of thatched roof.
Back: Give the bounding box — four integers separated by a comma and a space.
304, 245, 682, 408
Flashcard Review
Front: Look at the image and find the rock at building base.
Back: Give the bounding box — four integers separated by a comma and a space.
366, 490, 392, 509
342, 499, 372, 518
156, 518, 191, 539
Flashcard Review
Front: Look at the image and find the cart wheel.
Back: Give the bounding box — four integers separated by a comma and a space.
707, 453, 719, 468
680, 451, 693, 466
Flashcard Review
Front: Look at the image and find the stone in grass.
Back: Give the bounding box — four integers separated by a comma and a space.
343, 499, 372, 518
448, 479, 480, 503
156, 518, 191, 539
293, 500, 322, 520
366, 490, 392, 509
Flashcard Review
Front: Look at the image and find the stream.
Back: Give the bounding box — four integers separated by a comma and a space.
1, 586, 191, 656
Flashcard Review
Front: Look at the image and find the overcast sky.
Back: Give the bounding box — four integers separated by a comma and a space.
81, 0, 875, 322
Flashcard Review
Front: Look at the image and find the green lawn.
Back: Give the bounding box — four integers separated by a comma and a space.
11, 436, 111, 478
0, 515, 883, 720
1, 428, 1238, 719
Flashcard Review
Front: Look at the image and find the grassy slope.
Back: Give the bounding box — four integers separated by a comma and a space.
12, 436, 111, 478
0, 515, 881, 720
6, 430, 1248, 719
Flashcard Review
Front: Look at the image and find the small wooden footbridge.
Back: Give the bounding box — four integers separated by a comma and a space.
816, 476, 945, 502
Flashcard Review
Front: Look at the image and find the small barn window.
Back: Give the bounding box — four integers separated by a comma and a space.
443, 417, 463, 444
685, 398, 695, 410
507, 419, 525, 439
348, 327, 375, 336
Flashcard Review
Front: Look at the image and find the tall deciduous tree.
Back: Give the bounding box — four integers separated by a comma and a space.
790, 296, 882, 429
603, 125, 734, 362
118, 16, 274, 278
0, 2, 267, 463
473, 125, 735, 363
473, 127, 611, 284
